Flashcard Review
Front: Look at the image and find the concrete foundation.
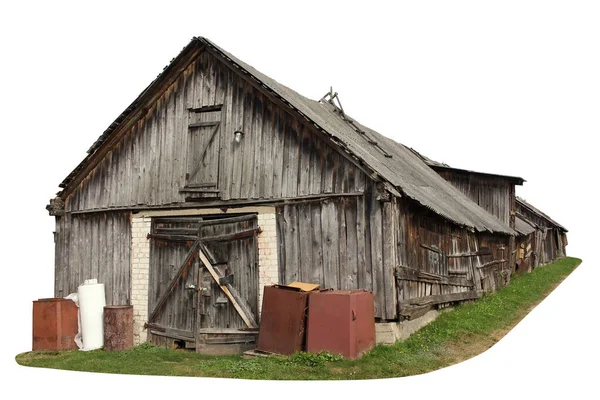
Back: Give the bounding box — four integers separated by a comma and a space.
376, 310, 440, 345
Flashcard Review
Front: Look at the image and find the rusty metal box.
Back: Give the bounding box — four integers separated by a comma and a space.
256, 285, 313, 355
32, 298, 79, 351
306, 290, 375, 359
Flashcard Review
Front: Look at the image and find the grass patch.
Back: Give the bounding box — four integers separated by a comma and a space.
16, 256, 581, 380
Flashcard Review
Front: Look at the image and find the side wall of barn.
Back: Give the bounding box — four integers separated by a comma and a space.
516, 203, 566, 266
395, 198, 511, 319
53, 211, 131, 306
276, 185, 397, 321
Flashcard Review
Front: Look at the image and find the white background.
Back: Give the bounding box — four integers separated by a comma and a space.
1, 1, 598, 398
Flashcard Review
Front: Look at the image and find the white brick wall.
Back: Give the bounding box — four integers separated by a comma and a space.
257, 211, 279, 316
130, 215, 151, 346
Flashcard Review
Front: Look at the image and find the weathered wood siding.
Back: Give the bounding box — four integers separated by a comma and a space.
65, 50, 366, 212
54, 212, 131, 305
516, 203, 565, 266
435, 170, 516, 227
276, 189, 396, 320
395, 198, 511, 318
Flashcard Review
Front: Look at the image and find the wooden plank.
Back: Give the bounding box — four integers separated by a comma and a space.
395, 266, 473, 287
400, 290, 479, 308
240, 89, 254, 199
250, 92, 264, 199
271, 108, 284, 198
345, 198, 359, 290
283, 205, 299, 284
477, 259, 506, 269
369, 191, 384, 319
298, 204, 313, 283
189, 120, 220, 128
310, 203, 324, 286
382, 201, 397, 320
356, 196, 368, 290
338, 198, 349, 290
188, 104, 223, 113
198, 246, 258, 328
321, 200, 339, 289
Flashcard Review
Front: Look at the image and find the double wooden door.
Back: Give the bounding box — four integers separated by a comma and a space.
147, 214, 259, 347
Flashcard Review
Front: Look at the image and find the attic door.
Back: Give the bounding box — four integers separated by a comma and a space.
182, 106, 223, 199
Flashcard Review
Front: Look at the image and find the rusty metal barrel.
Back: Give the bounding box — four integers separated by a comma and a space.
103, 305, 133, 351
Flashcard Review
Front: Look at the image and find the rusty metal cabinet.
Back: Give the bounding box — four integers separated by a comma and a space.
256, 285, 312, 355
32, 298, 79, 351
306, 290, 375, 359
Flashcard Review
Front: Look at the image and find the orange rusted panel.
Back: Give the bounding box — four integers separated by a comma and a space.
32, 298, 79, 351
306, 290, 375, 359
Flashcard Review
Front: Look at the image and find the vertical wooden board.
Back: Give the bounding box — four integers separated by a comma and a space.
280, 116, 291, 198
271, 108, 284, 198
298, 204, 314, 283
368, 192, 384, 319
218, 69, 232, 200
382, 201, 397, 320
338, 199, 349, 290
310, 202, 324, 285
333, 153, 345, 193
230, 82, 244, 199
321, 200, 340, 289
298, 125, 311, 196
323, 150, 334, 194
356, 196, 368, 291
309, 136, 324, 194
345, 198, 359, 290
275, 207, 286, 284
194, 53, 205, 107
250, 91, 264, 199
240, 89, 255, 199
147, 109, 158, 205
261, 102, 274, 199
286, 117, 300, 198
165, 84, 177, 201
282, 205, 300, 284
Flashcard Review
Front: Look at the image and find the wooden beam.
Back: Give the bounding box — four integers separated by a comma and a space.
400, 290, 479, 309
188, 104, 223, 113
198, 245, 258, 328
395, 266, 473, 287
477, 259, 507, 269
68, 192, 365, 215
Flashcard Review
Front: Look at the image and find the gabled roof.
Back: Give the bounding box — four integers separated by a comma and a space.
516, 197, 568, 232
407, 147, 525, 185
56, 37, 514, 235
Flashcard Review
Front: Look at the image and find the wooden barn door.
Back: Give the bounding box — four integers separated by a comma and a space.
181, 107, 222, 199
147, 214, 259, 349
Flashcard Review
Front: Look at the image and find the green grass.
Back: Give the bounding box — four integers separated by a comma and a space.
16, 256, 581, 380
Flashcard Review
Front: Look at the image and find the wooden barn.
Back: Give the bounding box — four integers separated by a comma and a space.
515, 197, 568, 268
47, 37, 519, 352
408, 149, 525, 273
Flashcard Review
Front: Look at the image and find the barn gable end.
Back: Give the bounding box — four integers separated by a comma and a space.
63, 47, 368, 213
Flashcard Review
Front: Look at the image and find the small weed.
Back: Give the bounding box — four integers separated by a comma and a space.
286, 351, 343, 367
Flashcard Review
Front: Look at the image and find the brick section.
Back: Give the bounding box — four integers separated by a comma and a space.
257, 211, 279, 316
130, 216, 151, 346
